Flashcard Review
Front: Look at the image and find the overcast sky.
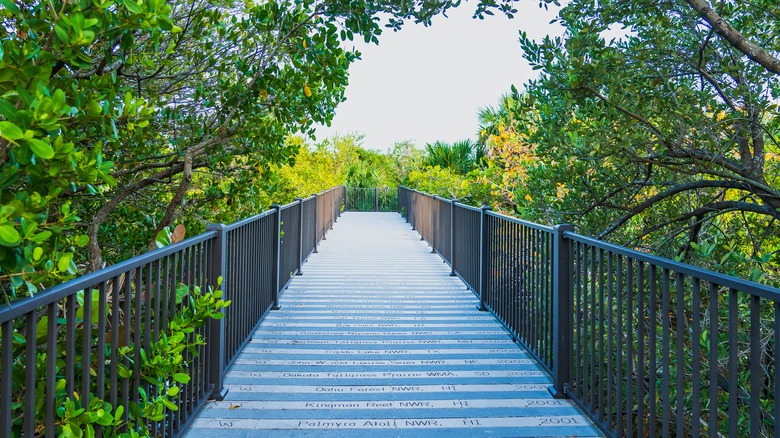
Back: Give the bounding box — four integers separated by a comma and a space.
312, 3, 564, 151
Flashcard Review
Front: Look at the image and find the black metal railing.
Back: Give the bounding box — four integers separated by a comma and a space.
0, 185, 345, 438
399, 185, 780, 438
345, 187, 398, 212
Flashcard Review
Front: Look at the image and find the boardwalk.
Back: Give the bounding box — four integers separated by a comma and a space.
184, 212, 602, 437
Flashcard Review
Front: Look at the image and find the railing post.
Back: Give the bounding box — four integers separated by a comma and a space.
295, 197, 303, 276
375, 187, 379, 212
270, 204, 282, 310
331, 188, 347, 219
430, 195, 437, 253
321, 191, 328, 241
450, 200, 456, 276
411, 192, 416, 231
420, 195, 426, 241
398, 187, 403, 216
205, 223, 228, 400
330, 190, 335, 230
340, 185, 344, 218
478, 206, 492, 311
550, 224, 575, 399
312, 193, 319, 253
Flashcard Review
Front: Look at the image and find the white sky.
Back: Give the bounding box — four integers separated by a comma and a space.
313, 3, 564, 151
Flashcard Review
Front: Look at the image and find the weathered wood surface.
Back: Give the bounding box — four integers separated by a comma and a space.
183, 212, 603, 437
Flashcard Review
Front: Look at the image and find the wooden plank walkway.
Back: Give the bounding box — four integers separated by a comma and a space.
183, 212, 603, 437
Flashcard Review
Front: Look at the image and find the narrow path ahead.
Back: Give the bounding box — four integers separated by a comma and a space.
184, 212, 602, 437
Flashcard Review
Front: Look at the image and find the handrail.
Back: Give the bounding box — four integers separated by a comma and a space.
453, 202, 481, 212
399, 185, 780, 438
486, 209, 554, 233
567, 231, 780, 301
0, 231, 218, 323
223, 209, 275, 232
0, 185, 346, 438
344, 187, 398, 212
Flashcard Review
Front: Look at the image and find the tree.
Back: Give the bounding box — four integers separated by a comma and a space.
0, 0, 492, 299
423, 139, 485, 174
511, 0, 779, 280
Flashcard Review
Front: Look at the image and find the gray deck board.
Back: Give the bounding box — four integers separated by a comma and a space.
183, 212, 603, 437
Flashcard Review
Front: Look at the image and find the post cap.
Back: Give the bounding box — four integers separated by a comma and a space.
205, 223, 227, 231
553, 224, 575, 232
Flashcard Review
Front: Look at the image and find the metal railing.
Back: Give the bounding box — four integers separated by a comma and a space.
0, 185, 345, 438
399, 186, 780, 438
345, 187, 398, 212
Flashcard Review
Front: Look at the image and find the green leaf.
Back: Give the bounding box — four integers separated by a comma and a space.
29, 230, 52, 242
172, 373, 190, 384
57, 253, 72, 272
27, 139, 55, 159
124, 0, 142, 13
0, 224, 20, 246
0, 99, 17, 120
129, 401, 141, 417
54, 24, 69, 43
0, 0, 20, 14
0, 121, 23, 140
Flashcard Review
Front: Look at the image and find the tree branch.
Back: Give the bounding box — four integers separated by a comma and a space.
598, 180, 778, 239
685, 0, 780, 76
145, 149, 193, 252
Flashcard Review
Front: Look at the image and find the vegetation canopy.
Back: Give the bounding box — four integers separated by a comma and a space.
0, 0, 510, 300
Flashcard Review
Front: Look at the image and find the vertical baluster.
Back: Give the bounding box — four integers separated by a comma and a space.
81, 288, 91, 411
662, 269, 670, 438
122, 272, 132, 428
636, 262, 645, 437
1, 320, 12, 436
162, 256, 170, 337
144, 262, 153, 413
194, 243, 203, 401
526, 225, 531, 345
616, 255, 623, 437
110, 275, 120, 419
590, 246, 597, 412
154, 258, 162, 342
750, 293, 761, 437
675, 273, 685, 438
46, 302, 57, 438
542, 231, 549, 365
96, 281, 107, 438
775, 303, 779, 438
583, 244, 590, 406
598, 249, 605, 421
649, 267, 657, 437
607, 253, 614, 428
575, 241, 582, 395
516, 222, 522, 338
691, 278, 701, 438
133, 267, 142, 419
24, 310, 37, 437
